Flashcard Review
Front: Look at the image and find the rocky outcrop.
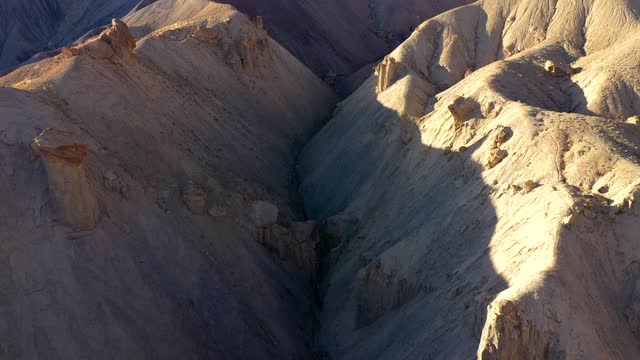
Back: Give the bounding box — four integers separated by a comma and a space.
257, 220, 321, 277
355, 258, 419, 327
478, 299, 564, 359
375, 56, 399, 93
544, 60, 575, 78
485, 149, 508, 170
491, 126, 510, 149
448, 96, 478, 130
31, 129, 100, 230
62, 19, 136, 62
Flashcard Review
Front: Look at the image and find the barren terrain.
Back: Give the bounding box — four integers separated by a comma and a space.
1, 0, 640, 359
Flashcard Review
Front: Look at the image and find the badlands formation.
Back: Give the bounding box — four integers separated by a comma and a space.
0, 0, 639, 359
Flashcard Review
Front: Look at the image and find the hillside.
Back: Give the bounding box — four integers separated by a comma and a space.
1, 0, 639, 359
0, 4, 334, 358
299, 0, 640, 358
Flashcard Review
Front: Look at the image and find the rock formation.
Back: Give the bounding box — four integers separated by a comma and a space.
61, 18, 136, 62
478, 299, 564, 359
256, 220, 321, 277
355, 258, 419, 327
31, 129, 100, 230
375, 56, 399, 93
448, 96, 478, 130
544, 59, 575, 78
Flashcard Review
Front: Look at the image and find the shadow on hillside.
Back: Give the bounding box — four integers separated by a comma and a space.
298, 77, 508, 359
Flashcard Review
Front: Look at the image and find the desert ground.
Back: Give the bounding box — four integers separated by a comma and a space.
1, 0, 639, 359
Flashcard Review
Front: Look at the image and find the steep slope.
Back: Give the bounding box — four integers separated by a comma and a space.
299, 0, 640, 358
0, 4, 334, 359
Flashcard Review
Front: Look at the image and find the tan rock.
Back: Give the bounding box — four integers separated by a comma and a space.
355, 258, 418, 327
478, 299, 563, 359
99, 19, 136, 59
523, 180, 538, 193
374, 56, 398, 93
192, 26, 223, 44
627, 116, 640, 125
544, 59, 575, 77
32, 129, 100, 230
491, 126, 510, 149
485, 149, 508, 169
448, 96, 477, 130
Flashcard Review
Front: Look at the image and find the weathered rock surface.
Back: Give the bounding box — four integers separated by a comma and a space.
375, 56, 399, 93
448, 96, 478, 130
62, 18, 136, 62
31, 129, 100, 230
544, 59, 576, 78
478, 299, 563, 359
355, 258, 419, 327
256, 220, 320, 276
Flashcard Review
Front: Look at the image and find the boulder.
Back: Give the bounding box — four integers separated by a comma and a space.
448, 97, 477, 130
99, 19, 136, 58
485, 149, 508, 170
64, 19, 136, 62
544, 59, 575, 77
491, 126, 510, 149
